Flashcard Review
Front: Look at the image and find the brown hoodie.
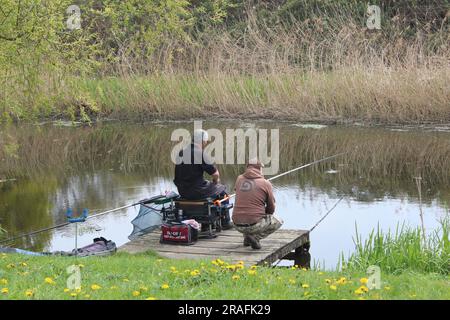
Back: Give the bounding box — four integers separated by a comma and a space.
232, 166, 276, 225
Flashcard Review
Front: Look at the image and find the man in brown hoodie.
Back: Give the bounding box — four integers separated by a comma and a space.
232, 159, 284, 249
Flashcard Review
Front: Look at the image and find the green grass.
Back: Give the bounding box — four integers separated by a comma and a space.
0, 251, 449, 300
342, 220, 450, 275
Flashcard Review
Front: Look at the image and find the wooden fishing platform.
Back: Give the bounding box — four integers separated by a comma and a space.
119, 228, 310, 267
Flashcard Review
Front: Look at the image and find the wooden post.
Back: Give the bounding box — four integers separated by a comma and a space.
293, 242, 310, 269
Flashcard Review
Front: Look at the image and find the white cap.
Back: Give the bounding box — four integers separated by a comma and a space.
193, 129, 209, 143
248, 157, 264, 168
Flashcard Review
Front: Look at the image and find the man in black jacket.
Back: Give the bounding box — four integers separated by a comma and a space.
174, 129, 226, 200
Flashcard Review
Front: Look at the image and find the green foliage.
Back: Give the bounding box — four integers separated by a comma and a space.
0, 0, 448, 121
82, 0, 194, 70
0, 253, 449, 299
342, 219, 450, 275
189, 0, 242, 29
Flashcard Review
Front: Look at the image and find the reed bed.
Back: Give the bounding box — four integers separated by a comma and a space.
1, 8, 449, 123
342, 219, 450, 275
63, 64, 450, 123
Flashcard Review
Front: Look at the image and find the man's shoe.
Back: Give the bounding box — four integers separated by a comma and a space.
222, 222, 234, 230
243, 236, 251, 247
246, 235, 261, 250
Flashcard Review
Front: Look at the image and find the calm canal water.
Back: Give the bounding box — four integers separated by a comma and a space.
0, 121, 449, 269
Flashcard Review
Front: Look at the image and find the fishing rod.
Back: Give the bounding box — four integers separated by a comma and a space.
0, 202, 142, 246
218, 152, 346, 204
309, 196, 344, 232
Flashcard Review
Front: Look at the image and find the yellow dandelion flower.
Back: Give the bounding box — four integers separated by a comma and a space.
318, 272, 324, 275
146, 296, 157, 300
384, 286, 391, 291
325, 279, 332, 284
6, 263, 15, 269
20, 262, 28, 267
161, 284, 169, 290
25, 289, 34, 297
91, 284, 101, 290
336, 277, 347, 285
78, 264, 85, 268
0, 279, 7, 285
354, 288, 364, 295
329, 285, 337, 291
1, 288, 9, 294
232, 275, 240, 281
304, 291, 310, 297
123, 278, 129, 282
44, 277, 55, 285
70, 292, 78, 297
132, 291, 141, 297
140, 286, 148, 292
190, 270, 200, 276
360, 277, 368, 284
84, 294, 91, 298
359, 285, 369, 293
247, 270, 257, 275
250, 265, 258, 270
289, 279, 296, 284
75, 287, 82, 293
237, 261, 244, 265
170, 266, 176, 272
302, 284, 310, 289
64, 288, 70, 293
358, 297, 366, 300
216, 259, 224, 265
301, 268, 307, 271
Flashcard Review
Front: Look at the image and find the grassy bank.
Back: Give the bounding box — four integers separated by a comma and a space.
1, 221, 449, 300
1, 252, 449, 300
1, 1, 449, 124
51, 66, 450, 124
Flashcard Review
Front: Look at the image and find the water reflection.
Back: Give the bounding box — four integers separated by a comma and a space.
0, 122, 449, 268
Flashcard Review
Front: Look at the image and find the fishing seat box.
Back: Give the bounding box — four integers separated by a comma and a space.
160, 222, 198, 245
174, 199, 232, 231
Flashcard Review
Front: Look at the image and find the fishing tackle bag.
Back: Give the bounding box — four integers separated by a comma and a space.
160, 222, 198, 245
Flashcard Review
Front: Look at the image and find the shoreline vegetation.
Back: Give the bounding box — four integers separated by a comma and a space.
1, 1, 449, 124
0, 221, 448, 300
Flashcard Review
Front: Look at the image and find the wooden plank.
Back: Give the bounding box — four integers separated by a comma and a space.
152, 245, 275, 255
156, 252, 262, 265
134, 230, 306, 241
256, 233, 310, 266
120, 228, 310, 266
127, 234, 297, 247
